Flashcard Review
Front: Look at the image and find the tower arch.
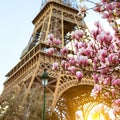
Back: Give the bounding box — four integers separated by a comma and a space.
51, 83, 112, 120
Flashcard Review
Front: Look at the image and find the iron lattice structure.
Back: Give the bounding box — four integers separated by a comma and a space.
0, 0, 111, 120
52, 85, 111, 120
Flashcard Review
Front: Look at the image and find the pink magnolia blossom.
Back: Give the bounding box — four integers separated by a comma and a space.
98, 49, 107, 58
47, 34, 61, 46
52, 62, 59, 70
68, 66, 76, 74
108, 53, 118, 64
74, 33, 80, 41
78, 47, 86, 55
113, 106, 120, 115
97, 32, 112, 45
47, 39, 53, 45
93, 57, 98, 64
94, 4, 104, 13
71, 31, 76, 39
102, 12, 110, 19
105, 3, 114, 11
67, 57, 76, 65
74, 42, 79, 49
71, 30, 84, 41
91, 29, 100, 40
113, 99, 120, 106
93, 74, 99, 83
47, 34, 55, 45
76, 56, 89, 67
75, 30, 84, 38
112, 89, 116, 98
61, 60, 69, 70
103, 77, 112, 85
60, 48, 68, 56
78, 42, 85, 48
94, 1, 120, 33
113, 99, 120, 115
61, 60, 66, 67
47, 33, 54, 40
46, 48, 55, 55
54, 39, 61, 46
99, 56, 106, 63
91, 84, 102, 99
76, 71, 83, 82
112, 79, 120, 87
94, 21, 101, 28
85, 46, 93, 57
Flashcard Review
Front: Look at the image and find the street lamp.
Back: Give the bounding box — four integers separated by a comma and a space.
41, 69, 49, 120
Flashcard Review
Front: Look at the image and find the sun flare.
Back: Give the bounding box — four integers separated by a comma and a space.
76, 103, 115, 120
88, 112, 107, 120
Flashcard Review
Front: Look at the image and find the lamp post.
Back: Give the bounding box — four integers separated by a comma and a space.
41, 69, 49, 120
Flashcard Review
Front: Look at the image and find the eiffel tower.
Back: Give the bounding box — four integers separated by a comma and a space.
0, 0, 111, 120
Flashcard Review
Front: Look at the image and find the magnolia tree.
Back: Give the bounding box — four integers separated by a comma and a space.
46, 0, 120, 118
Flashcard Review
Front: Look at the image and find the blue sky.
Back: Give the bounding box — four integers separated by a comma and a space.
0, 0, 40, 93
0, 0, 113, 94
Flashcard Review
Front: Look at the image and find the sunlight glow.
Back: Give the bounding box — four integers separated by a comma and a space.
76, 103, 115, 120
87, 104, 115, 120
88, 112, 107, 120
